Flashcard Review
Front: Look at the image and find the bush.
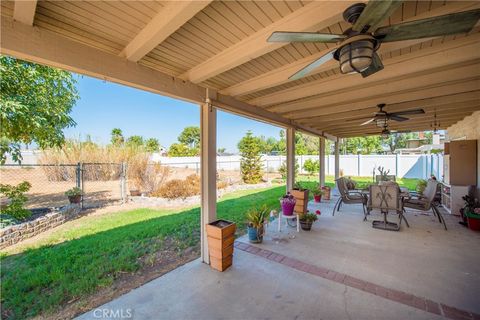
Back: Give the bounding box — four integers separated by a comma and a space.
303, 159, 319, 175
153, 174, 200, 199
0, 181, 32, 220
0, 214, 19, 228
279, 160, 299, 180
128, 157, 170, 194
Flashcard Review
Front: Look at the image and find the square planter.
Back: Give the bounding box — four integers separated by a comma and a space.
291, 189, 309, 214
206, 219, 236, 271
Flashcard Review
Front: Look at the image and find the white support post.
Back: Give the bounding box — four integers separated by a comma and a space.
286, 127, 295, 192
319, 136, 325, 187
334, 140, 340, 180
200, 94, 217, 264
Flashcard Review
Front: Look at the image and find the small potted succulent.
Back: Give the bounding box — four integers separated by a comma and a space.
298, 212, 318, 231
65, 187, 82, 204
312, 187, 325, 203
280, 193, 296, 216
246, 205, 269, 243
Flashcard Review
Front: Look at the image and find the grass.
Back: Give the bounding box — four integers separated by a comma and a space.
295, 174, 419, 191
1, 175, 420, 319
0, 186, 285, 319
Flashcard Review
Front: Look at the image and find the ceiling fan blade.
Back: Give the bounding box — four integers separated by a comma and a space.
389, 115, 409, 122
346, 116, 375, 122
267, 31, 346, 43
360, 52, 384, 78
390, 109, 425, 116
360, 118, 376, 126
290, 48, 337, 80
374, 9, 480, 42
352, 0, 403, 33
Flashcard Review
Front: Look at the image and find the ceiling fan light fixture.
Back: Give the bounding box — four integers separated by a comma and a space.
375, 117, 388, 127
339, 40, 375, 74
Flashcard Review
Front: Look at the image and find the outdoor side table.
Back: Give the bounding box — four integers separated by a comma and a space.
277, 211, 300, 233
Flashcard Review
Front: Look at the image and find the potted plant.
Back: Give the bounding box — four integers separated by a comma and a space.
291, 182, 309, 214
246, 205, 269, 243
280, 193, 296, 216
311, 186, 324, 203
65, 187, 82, 204
298, 212, 318, 231
461, 195, 480, 231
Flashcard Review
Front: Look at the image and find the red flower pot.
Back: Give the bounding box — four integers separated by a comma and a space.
314, 195, 322, 203
466, 213, 480, 231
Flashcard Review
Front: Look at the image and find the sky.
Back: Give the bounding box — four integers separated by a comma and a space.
64, 75, 283, 153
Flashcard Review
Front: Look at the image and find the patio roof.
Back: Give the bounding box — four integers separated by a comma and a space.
1, 0, 479, 138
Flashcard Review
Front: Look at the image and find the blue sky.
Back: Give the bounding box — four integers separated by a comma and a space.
64, 75, 283, 152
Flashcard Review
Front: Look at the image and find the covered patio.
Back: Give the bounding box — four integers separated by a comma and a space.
78, 200, 480, 319
1, 1, 480, 319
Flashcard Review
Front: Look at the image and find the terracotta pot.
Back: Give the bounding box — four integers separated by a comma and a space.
321, 186, 331, 200
130, 189, 141, 196
68, 195, 81, 204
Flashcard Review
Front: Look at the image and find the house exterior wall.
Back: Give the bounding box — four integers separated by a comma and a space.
447, 111, 480, 196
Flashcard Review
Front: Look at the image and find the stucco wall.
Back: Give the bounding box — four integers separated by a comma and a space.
447, 111, 480, 195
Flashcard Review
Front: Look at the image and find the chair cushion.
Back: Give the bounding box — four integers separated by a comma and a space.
404, 198, 428, 210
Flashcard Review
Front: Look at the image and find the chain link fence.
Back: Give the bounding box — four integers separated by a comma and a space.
0, 163, 126, 210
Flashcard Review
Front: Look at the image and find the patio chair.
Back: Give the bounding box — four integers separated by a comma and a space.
332, 177, 367, 217
403, 179, 447, 230
367, 184, 409, 231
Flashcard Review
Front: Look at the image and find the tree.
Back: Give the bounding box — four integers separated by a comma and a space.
145, 138, 160, 153
238, 131, 263, 184
217, 147, 226, 154
303, 159, 319, 175
126, 135, 144, 148
0, 56, 79, 164
168, 143, 198, 156
111, 128, 124, 146
178, 126, 200, 148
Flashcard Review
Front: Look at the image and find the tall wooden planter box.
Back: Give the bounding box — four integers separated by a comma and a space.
291, 189, 309, 214
206, 220, 236, 272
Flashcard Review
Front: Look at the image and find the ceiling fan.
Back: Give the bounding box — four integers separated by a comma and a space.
267, 2, 480, 80
347, 103, 425, 127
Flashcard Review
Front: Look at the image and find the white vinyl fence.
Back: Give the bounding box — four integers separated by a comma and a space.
152, 154, 443, 180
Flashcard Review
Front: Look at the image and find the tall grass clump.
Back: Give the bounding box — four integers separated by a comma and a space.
39, 140, 169, 188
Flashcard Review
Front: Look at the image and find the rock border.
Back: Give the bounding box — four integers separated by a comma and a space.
0, 204, 81, 249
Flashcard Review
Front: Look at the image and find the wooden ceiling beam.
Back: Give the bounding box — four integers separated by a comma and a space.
298, 92, 480, 125
284, 73, 480, 120
181, 1, 357, 83
326, 114, 475, 136
317, 106, 480, 132
1, 17, 328, 139
304, 101, 480, 128
13, 0, 37, 25
257, 34, 480, 109
120, 1, 211, 62
220, 1, 480, 97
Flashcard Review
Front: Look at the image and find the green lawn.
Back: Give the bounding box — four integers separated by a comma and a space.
296, 174, 419, 191
0, 186, 286, 319
1, 176, 419, 319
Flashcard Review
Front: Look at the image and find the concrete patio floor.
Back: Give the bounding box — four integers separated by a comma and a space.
78, 197, 480, 320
